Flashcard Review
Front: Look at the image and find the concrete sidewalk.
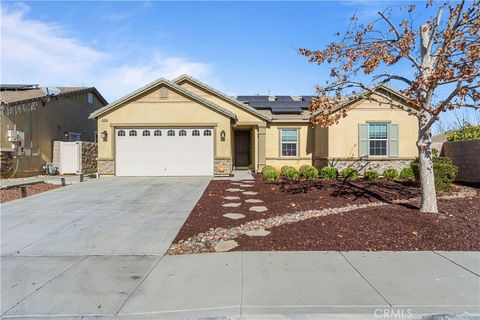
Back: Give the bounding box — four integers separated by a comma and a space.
2, 251, 479, 319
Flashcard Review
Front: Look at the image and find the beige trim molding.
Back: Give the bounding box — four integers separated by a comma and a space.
97, 157, 114, 161
110, 123, 218, 128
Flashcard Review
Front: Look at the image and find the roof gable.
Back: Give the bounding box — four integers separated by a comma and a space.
89, 78, 237, 120
173, 75, 271, 122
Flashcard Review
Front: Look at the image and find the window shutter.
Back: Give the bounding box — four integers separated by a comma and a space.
358, 124, 368, 157
388, 124, 399, 157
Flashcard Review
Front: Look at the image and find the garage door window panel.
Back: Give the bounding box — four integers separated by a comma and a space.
118, 130, 125, 137
129, 130, 137, 136
167, 130, 175, 136
179, 130, 187, 136
192, 130, 200, 136
154, 130, 162, 136
204, 129, 212, 136
142, 130, 151, 136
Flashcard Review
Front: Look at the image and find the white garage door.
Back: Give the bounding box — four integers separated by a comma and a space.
115, 128, 214, 176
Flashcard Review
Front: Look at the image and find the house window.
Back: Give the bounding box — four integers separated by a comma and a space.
117, 130, 125, 136
179, 129, 187, 136
280, 128, 298, 157
154, 130, 162, 136
369, 123, 388, 156
203, 129, 212, 136
167, 130, 175, 136
192, 129, 200, 136
68, 132, 82, 142
87, 92, 93, 104
129, 130, 137, 136
142, 130, 150, 136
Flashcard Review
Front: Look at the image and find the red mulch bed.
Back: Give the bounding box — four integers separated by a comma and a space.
173, 176, 479, 251
0, 183, 62, 203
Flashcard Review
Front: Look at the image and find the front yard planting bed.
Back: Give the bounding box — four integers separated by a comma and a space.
0, 183, 62, 203
170, 177, 479, 253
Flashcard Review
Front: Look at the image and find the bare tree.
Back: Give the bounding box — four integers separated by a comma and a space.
299, 0, 479, 213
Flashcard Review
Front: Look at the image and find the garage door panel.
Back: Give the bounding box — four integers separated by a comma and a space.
115, 128, 214, 176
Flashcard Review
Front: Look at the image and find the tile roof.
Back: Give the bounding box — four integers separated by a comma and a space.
0, 86, 107, 106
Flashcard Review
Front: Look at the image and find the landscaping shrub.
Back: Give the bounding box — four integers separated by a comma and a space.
299, 165, 319, 180
320, 166, 337, 180
447, 124, 480, 141
411, 157, 458, 192
399, 166, 415, 181
383, 169, 399, 180
363, 170, 380, 180
340, 167, 359, 180
281, 166, 300, 180
261, 165, 279, 181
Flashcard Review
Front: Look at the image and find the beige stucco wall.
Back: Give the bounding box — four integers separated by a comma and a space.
1, 91, 103, 177
97, 86, 233, 162
326, 97, 418, 159
264, 122, 315, 169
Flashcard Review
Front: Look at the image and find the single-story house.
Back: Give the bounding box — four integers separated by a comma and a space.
89, 75, 418, 176
1, 84, 107, 178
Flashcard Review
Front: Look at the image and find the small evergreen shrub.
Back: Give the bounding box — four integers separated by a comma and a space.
281, 166, 300, 180
299, 165, 319, 180
363, 170, 380, 180
383, 169, 399, 180
340, 167, 359, 180
261, 165, 279, 181
399, 166, 415, 181
447, 124, 480, 141
411, 157, 458, 191
320, 166, 337, 180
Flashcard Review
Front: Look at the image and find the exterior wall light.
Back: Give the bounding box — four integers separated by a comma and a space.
101, 130, 108, 142
220, 130, 226, 141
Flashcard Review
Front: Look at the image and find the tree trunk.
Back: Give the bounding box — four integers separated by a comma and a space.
417, 118, 438, 213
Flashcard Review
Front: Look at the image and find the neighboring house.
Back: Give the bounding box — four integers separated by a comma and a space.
90, 75, 418, 177
1, 84, 107, 178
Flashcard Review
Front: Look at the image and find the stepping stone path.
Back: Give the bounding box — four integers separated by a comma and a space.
249, 206, 268, 212
245, 229, 271, 237
243, 191, 258, 196
223, 213, 246, 220
239, 184, 253, 188
214, 240, 239, 252
245, 199, 263, 203
231, 182, 243, 186
226, 188, 243, 192
223, 196, 240, 200
242, 181, 254, 183
222, 203, 241, 208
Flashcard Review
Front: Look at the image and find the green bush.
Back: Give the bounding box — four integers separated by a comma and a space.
340, 167, 359, 180
299, 165, 319, 180
281, 166, 300, 180
399, 166, 415, 181
363, 170, 380, 180
447, 124, 480, 141
383, 169, 399, 180
261, 165, 279, 181
411, 156, 458, 191
320, 166, 337, 180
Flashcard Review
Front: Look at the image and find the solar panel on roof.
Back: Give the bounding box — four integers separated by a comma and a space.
236, 95, 269, 102
275, 96, 294, 102
271, 106, 303, 114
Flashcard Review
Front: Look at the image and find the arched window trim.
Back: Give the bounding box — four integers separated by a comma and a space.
154, 130, 162, 136
167, 130, 175, 136
203, 129, 212, 136
142, 130, 151, 136
179, 129, 187, 136
117, 130, 125, 136
192, 129, 200, 136
129, 130, 137, 136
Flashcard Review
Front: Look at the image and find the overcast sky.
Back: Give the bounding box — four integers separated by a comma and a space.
1, 1, 478, 133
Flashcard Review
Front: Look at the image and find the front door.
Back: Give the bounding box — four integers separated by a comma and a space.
235, 131, 251, 167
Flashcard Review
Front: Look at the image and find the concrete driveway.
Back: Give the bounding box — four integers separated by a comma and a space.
1, 177, 210, 256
